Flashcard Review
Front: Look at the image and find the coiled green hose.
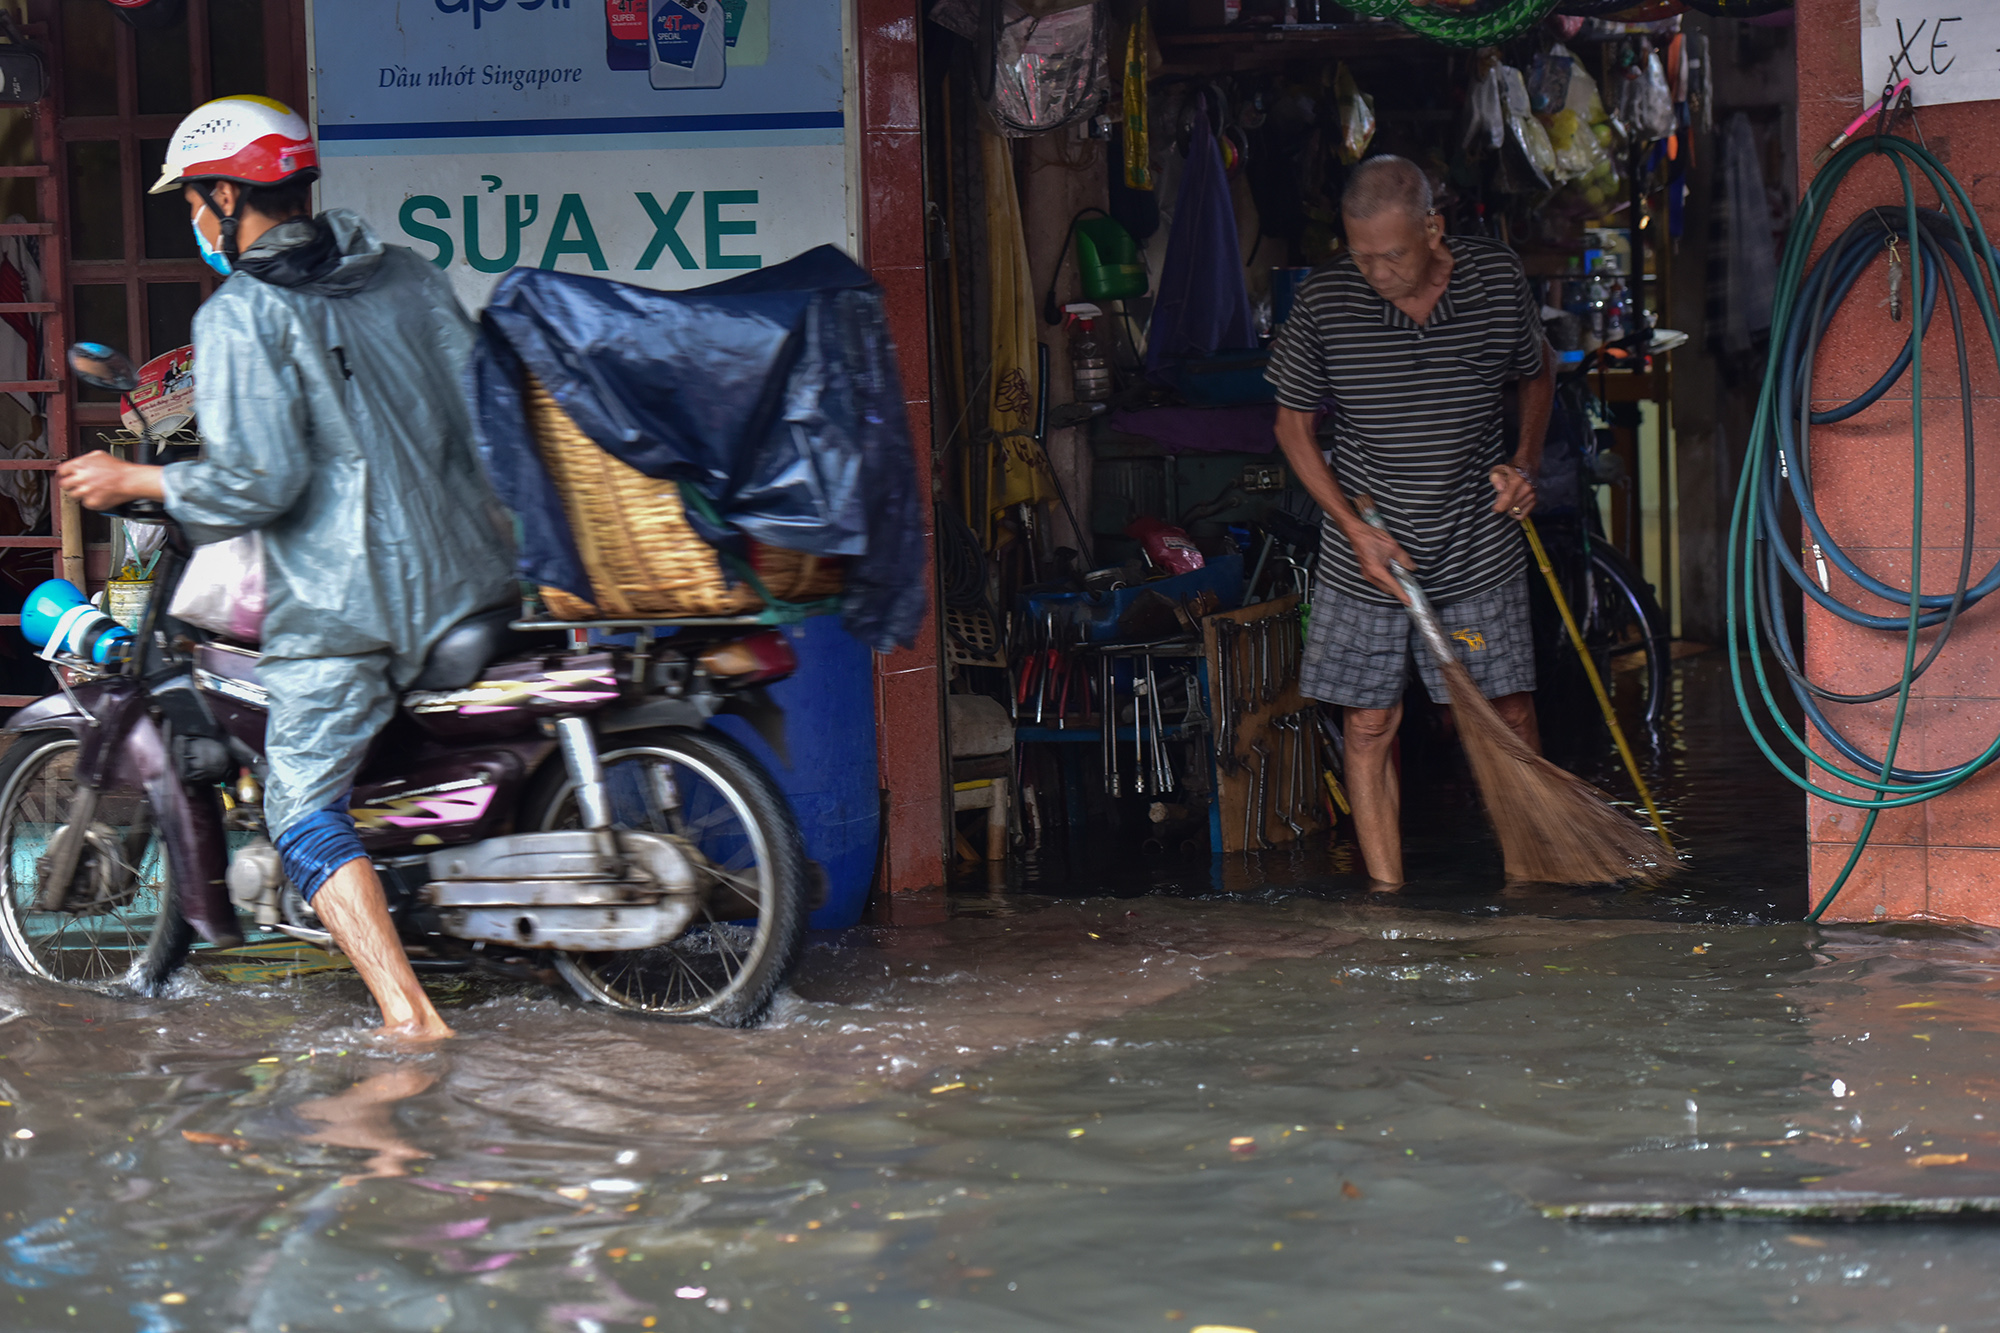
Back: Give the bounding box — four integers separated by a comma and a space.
1727, 132, 2000, 922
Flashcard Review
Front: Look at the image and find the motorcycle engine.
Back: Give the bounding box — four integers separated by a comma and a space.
225, 838, 286, 927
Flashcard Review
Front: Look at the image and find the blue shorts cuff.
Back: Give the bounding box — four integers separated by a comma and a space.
274, 807, 366, 902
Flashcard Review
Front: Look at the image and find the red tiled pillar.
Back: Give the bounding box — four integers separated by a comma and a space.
1797, 0, 2000, 924
856, 0, 948, 918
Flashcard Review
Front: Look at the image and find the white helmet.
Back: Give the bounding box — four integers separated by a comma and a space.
148, 95, 318, 196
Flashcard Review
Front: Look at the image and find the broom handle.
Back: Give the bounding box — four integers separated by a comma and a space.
1522, 517, 1673, 851
1352, 497, 1457, 664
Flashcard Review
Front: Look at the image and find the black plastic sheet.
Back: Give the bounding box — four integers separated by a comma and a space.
471, 246, 926, 652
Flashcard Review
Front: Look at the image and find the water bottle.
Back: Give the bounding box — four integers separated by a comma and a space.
1064, 302, 1113, 403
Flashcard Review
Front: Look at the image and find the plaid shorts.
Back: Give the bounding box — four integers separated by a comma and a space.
1300, 573, 1535, 710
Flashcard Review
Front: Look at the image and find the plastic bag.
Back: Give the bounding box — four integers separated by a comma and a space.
1525, 48, 1572, 115
1498, 65, 1556, 190
1334, 63, 1376, 166
1463, 60, 1505, 152
1541, 44, 1617, 190
986, 0, 1106, 136
1555, 51, 1622, 211
1616, 45, 1674, 143
168, 532, 265, 644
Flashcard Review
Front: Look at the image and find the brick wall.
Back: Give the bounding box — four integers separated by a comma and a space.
856, 0, 948, 916
1798, 0, 2000, 923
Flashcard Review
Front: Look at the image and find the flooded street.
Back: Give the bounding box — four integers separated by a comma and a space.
8, 656, 2000, 1333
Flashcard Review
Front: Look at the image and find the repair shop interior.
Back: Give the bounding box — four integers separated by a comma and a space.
924, 0, 1800, 889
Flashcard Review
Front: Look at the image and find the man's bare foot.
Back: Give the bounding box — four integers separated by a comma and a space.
377, 1018, 456, 1043
1367, 878, 1405, 893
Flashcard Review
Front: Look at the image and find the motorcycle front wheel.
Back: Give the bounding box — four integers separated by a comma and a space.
519, 727, 809, 1027
0, 732, 192, 993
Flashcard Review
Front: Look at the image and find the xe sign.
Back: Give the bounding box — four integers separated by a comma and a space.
1859, 2, 2000, 108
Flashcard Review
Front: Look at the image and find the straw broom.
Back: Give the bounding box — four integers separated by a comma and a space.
1357, 500, 1669, 885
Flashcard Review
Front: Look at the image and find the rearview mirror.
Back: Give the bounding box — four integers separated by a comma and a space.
67, 342, 138, 394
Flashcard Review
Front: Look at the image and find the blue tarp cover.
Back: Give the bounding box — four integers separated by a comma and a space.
471, 246, 927, 652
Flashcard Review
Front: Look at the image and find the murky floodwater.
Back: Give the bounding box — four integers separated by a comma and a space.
8, 655, 1999, 1333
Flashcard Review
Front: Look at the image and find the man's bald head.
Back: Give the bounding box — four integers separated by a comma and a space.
1341, 155, 1433, 225
1341, 156, 1447, 303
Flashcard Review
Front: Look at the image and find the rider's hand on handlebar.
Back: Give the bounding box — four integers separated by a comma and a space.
56, 452, 165, 512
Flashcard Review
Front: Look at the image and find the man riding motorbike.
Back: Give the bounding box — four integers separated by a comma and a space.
56, 96, 516, 1040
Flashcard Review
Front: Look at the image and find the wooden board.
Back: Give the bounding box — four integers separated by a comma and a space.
1204, 595, 1330, 853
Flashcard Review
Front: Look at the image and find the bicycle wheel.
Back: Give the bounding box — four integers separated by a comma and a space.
1583, 543, 1671, 728
0, 732, 192, 991
521, 727, 808, 1027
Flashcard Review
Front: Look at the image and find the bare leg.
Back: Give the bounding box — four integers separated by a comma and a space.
1489, 691, 1541, 754
1343, 702, 1404, 889
310, 859, 454, 1041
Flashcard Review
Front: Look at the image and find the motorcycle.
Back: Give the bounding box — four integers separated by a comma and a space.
0, 343, 814, 1025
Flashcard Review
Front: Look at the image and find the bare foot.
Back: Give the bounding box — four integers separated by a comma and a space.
1367, 878, 1405, 893
376, 1018, 457, 1043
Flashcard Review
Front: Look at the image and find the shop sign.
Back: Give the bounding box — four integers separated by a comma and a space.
1859, 2, 2000, 108
305, 0, 851, 306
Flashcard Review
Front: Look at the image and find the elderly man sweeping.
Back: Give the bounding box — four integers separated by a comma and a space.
1267, 155, 1555, 889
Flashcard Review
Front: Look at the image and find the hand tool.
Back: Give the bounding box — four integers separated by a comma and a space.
1136, 652, 1152, 788
1250, 739, 1272, 849
1270, 713, 1289, 837
1100, 652, 1114, 795
1357, 495, 1661, 884
1265, 618, 1281, 706
1211, 625, 1235, 773
1240, 760, 1257, 852
1105, 654, 1121, 797
1294, 709, 1312, 830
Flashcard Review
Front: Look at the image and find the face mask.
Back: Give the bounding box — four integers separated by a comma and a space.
192, 204, 231, 277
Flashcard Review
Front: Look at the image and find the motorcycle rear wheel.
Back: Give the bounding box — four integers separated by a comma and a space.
520, 727, 808, 1027
0, 732, 193, 992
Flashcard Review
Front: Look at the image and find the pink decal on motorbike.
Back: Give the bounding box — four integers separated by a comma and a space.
378, 786, 498, 828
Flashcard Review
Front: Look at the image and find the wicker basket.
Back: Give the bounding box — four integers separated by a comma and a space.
524, 377, 843, 620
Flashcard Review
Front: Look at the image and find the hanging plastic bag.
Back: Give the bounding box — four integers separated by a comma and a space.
1497, 64, 1556, 190
168, 531, 265, 644
1525, 48, 1572, 116
984, 0, 1106, 136
1553, 51, 1622, 211
1463, 59, 1505, 152
1542, 43, 1615, 189
1616, 43, 1674, 143
1334, 63, 1376, 166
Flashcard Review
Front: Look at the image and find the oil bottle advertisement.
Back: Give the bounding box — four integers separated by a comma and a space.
306, 0, 850, 305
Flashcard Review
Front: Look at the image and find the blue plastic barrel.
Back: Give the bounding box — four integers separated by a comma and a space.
710, 613, 881, 930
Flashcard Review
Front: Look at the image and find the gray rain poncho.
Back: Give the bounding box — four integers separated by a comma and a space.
161, 209, 515, 837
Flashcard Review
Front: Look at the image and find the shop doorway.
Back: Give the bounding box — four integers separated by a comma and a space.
922, 4, 1798, 884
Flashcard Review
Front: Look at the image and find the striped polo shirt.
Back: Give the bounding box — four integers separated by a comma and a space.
1265, 235, 1544, 606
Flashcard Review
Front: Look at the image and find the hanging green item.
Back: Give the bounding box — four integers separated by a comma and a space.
1346, 0, 1563, 49
1122, 9, 1152, 191
1074, 215, 1148, 302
